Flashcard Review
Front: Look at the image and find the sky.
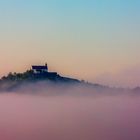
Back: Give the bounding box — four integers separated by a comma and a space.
0, 0, 140, 88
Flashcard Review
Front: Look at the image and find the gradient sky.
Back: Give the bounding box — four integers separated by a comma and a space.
0, 0, 140, 87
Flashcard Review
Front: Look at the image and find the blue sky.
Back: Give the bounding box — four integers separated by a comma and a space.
0, 0, 140, 87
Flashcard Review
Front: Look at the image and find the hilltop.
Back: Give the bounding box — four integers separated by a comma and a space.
0, 64, 108, 93
0, 64, 138, 94
0, 71, 78, 91
0, 71, 110, 95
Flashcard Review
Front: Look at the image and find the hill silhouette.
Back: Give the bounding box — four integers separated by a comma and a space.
0, 68, 80, 91
0, 65, 138, 94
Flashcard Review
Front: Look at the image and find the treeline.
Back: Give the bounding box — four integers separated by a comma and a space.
1, 70, 34, 82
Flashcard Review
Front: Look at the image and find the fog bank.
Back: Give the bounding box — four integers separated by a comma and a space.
0, 83, 140, 140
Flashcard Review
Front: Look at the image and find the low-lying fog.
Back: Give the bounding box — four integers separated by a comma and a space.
0, 82, 140, 140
